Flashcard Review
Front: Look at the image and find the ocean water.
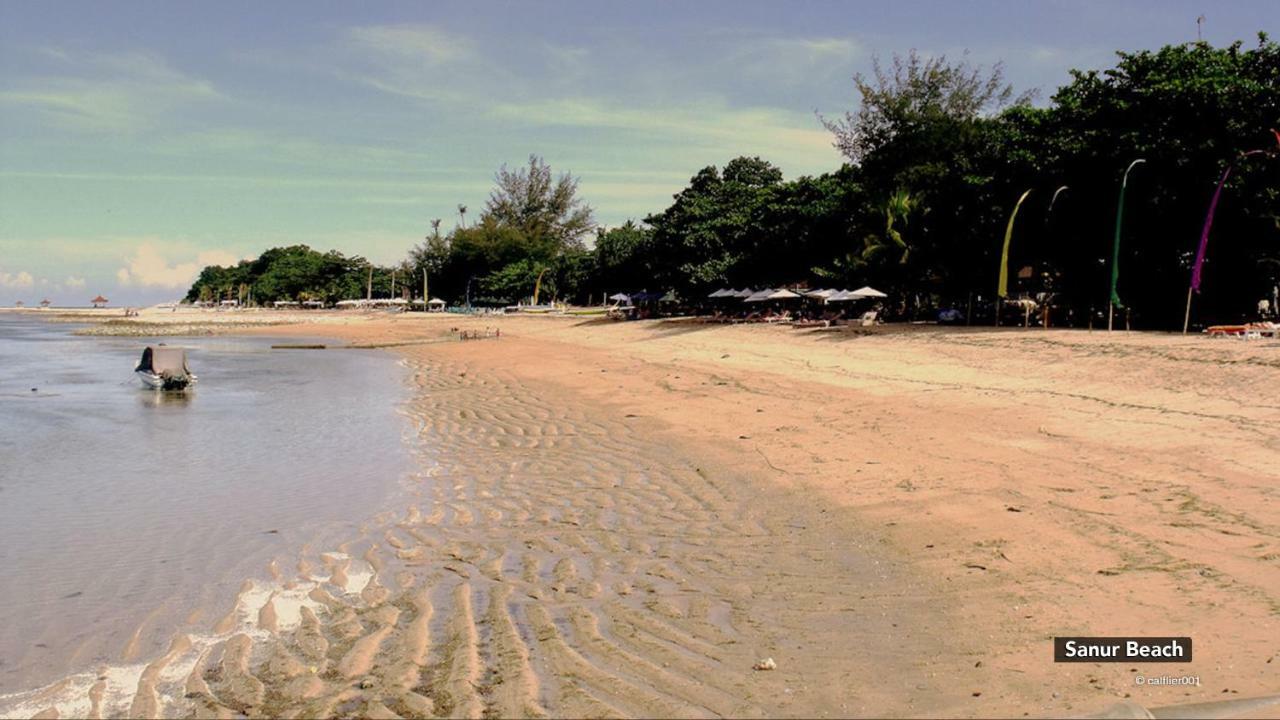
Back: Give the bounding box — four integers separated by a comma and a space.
0, 315, 413, 693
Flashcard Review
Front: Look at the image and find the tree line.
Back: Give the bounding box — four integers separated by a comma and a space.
187, 34, 1279, 328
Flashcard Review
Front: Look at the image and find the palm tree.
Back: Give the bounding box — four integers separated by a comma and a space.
457, 204, 468, 229
862, 189, 917, 265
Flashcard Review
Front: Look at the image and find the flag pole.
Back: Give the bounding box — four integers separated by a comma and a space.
1182, 286, 1194, 335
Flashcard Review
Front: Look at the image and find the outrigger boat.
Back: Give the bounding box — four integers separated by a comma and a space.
135, 345, 196, 390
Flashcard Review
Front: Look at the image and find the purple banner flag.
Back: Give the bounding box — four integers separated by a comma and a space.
1191, 149, 1275, 294
1190, 165, 1233, 294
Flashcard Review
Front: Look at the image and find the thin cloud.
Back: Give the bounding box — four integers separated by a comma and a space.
488, 98, 838, 169
345, 24, 476, 64
0, 49, 222, 132
753, 37, 861, 64
339, 24, 491, 103
0, 169, 475, 191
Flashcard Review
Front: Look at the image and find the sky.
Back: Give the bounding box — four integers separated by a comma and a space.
1, 1, 1275, 306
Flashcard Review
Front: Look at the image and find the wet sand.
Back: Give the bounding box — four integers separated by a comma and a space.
3, 309, 1277, 718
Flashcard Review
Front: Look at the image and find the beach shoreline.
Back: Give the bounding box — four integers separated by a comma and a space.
0, 316, 419, 708
3, 308, 1277, 718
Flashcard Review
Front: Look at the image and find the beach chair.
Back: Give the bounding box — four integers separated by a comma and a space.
859, 310, 879, 326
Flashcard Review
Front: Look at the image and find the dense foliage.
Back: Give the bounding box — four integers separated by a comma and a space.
184, 245, 391, 304
186, 35, 1278, 327
403, 156, 599, 305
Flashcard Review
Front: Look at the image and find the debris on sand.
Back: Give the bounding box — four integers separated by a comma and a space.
753, 657, 777, 671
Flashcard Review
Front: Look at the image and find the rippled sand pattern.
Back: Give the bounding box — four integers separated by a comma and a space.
2, 353, 938, 719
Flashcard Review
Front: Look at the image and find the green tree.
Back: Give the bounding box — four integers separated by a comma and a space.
644, 157, 786, 290
409, 156, 599, 305
185, 245, 380, 305
820, 49, 1033, 166
482, 258, 545, 303
550, 248, 598, 303
594, 220, 652, 292
407, 218, 451, 297
486, 155, 596, 250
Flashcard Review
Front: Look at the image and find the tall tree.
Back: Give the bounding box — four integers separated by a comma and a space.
820, 49, 1034, 166
408, 218, 451, 293
485, 154, 596, 250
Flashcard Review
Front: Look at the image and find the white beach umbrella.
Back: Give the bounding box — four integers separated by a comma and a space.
708, 288, 732, 298
744, 288, 777, 302
734, 288, 756, 299
848, 286, 888, 298
608, 292, 631, 302
761, 289, 801, 300
826, 290, 854, 302
804, 288, 835, 299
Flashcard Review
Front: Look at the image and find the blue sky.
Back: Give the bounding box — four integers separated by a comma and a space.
1, 1, 1274, 305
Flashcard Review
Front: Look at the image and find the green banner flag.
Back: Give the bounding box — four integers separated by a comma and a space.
1110, 159, 1146, 309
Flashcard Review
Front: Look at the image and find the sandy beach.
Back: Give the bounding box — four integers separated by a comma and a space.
3, 308, 1277, 718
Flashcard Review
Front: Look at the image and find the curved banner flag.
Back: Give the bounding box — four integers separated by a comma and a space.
1110, 159, 1146, 309
1047, 185, 1070, 217
1191, 164, 1235, 294
1191, 148, 1276, 293
998, 189, 1034, 299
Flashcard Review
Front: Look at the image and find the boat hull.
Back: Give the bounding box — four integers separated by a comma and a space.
136, 371, 196, 391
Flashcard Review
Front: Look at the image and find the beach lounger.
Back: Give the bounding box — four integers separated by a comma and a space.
1205, 322, 1279, 338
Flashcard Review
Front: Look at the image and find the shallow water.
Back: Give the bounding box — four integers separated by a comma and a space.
0, 315, 412, 693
